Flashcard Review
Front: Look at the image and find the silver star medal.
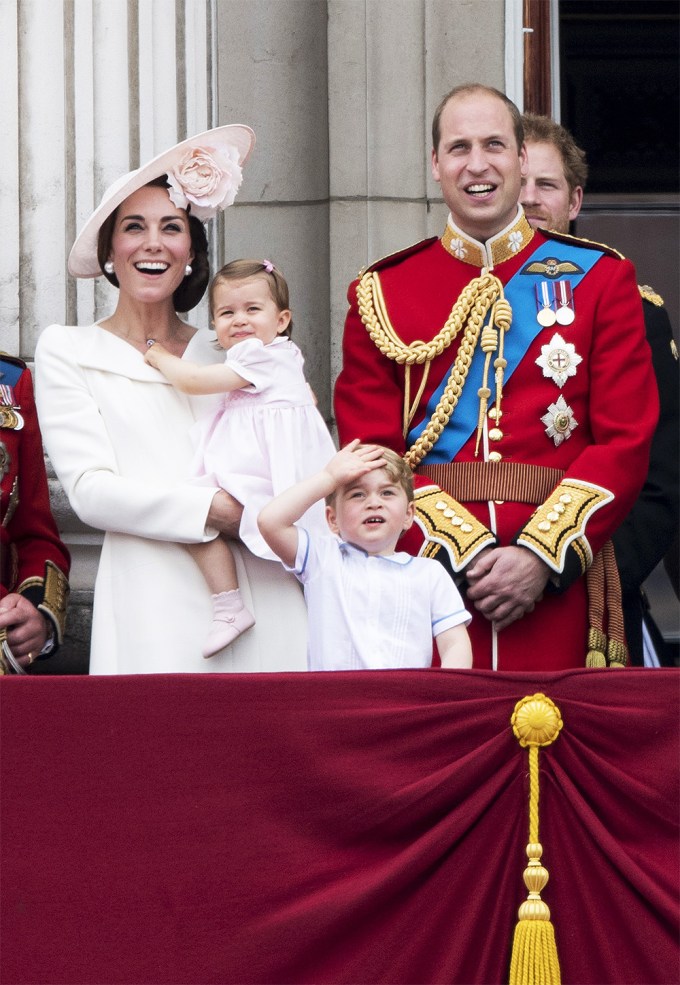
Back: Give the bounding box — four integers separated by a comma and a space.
536, 333, 582, 388
541, 395, 578, 446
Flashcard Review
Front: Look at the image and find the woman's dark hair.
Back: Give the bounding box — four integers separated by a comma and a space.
96, 175, 210, 312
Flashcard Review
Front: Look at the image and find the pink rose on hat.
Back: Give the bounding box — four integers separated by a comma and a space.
166, 144, 243, 220
67, 124, 254, 278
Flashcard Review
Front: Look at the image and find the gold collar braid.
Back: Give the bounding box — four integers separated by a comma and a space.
356, 270, 511, 469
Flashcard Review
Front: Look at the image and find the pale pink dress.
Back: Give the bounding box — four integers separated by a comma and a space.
191, 336, 336, 562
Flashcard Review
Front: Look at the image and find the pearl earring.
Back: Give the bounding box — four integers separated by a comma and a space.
184, 264, 193, 277
104, 261, 114, 274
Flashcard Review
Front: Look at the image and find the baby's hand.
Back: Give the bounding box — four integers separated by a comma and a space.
144, 340, 167, 367
325, 439, 386, 488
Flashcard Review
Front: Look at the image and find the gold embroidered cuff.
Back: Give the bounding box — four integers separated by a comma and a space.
414, 485, 496, 571
23, 560, 70, 643
516, 479, 614, 574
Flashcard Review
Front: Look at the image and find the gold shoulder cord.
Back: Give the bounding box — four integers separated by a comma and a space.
357, 270, 511, 469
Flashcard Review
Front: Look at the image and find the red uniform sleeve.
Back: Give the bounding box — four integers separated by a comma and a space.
1, 368, 70, 636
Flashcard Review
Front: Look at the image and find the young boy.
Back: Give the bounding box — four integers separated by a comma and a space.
258, 440, 472, 670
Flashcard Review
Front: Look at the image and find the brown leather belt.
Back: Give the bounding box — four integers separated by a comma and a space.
417, 462, 565, 505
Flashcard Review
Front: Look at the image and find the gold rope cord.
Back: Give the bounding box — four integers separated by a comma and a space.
585, 541, 629, 668
357, 270, 508, 466
509, 694, 563, 985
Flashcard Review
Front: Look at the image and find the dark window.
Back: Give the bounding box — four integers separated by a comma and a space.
560, 0, 679, 194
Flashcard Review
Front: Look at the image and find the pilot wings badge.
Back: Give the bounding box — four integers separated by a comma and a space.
521, 257, 583, 279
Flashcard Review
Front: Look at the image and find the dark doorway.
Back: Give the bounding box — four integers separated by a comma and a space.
559, 0, 680, 333
560, 0, 678, 195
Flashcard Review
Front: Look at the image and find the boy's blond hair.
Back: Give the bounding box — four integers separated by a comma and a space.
326, 445, 414, 506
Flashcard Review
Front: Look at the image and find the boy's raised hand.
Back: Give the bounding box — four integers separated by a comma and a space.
324, 439, 386, 489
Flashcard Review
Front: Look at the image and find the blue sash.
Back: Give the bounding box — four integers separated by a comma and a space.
0, 360, 24, 388
407, 240, 604, 463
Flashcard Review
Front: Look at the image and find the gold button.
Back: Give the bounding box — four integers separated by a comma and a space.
538, 520, 551, 532
489, 451, 502, 462
488, 427, 503, 442
488, 407, 502, 421
460, 523, 473, 533
547, 511, 559, 522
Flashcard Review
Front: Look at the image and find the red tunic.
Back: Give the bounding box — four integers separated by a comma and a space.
334, 214, 658, 671
0, 357, 70, 642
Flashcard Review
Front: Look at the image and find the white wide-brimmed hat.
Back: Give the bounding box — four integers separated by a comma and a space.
68, 124, 255, 278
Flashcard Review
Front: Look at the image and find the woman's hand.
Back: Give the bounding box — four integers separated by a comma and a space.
207, 490, 244, 538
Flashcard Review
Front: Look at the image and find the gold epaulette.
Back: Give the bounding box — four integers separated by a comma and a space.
357, 237, 438, 279
542, 228, 625, 260
638, 284, 664, 307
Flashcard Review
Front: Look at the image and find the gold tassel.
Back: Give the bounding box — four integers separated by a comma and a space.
474, 294, 512, 457
586, 627, 607, 668
509, 694, 563, 985
584, 543, 629, 668
474, 324, 497, 456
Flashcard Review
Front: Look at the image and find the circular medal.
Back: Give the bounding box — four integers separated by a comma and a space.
0, 407, 19, 430
556, 306, 575, 326
537, 308, 557, 327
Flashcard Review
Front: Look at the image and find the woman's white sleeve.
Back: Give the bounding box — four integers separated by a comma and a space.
35, 327, 218, 543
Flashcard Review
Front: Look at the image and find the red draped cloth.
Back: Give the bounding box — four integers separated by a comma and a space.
1, 669, 678, 985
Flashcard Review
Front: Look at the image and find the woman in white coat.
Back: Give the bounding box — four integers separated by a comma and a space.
35, 126, 308, 674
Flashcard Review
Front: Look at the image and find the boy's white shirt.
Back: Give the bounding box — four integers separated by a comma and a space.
288, 528, 471, 671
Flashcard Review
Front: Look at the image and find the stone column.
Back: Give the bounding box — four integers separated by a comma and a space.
213, 0, 333, 421
327, 0, 506, 387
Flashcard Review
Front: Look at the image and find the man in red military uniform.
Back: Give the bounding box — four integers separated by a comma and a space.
0, 354, 70, 672
334, 84, 658, 671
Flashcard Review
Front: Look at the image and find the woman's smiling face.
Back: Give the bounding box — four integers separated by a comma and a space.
108, 184, 194, 303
